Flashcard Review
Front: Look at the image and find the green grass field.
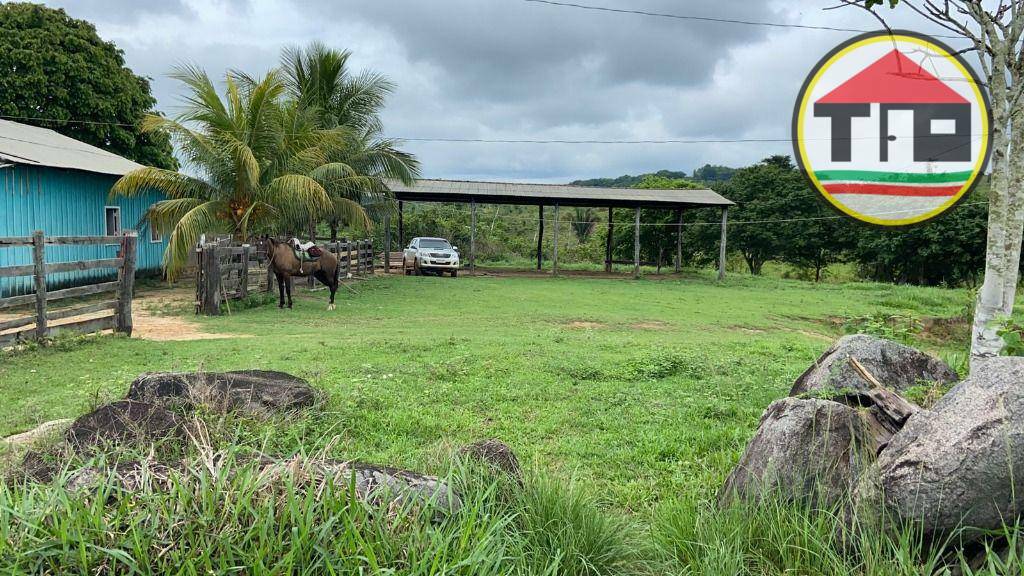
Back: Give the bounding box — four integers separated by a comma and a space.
1, 272, 971, 504
2, 271, 996, 574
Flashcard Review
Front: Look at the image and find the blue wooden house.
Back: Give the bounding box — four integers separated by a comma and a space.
0, 119, 167, 297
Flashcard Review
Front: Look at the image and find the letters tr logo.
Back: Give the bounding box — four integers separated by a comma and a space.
793, 31, 991, 226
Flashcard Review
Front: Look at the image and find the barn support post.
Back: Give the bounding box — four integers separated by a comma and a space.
675, 208, 683, 273
470, 199, 477, 274
31, 230, 47, 339
633, 208, 642, 279
536, 204, 544, 270
398, 201, 405, 249
553, 203, 560, 276
116, 231, 137, 335
605, 207, 614, 273
718, 207, 729, 281
384, 213, 392, 274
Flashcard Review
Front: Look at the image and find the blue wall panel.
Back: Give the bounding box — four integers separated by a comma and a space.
0, 165, 168, 297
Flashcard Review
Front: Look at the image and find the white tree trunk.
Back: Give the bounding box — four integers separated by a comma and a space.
971, 22, 1018, 366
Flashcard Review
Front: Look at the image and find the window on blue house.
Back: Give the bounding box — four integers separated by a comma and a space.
104, 206, 121, 236
150, 224, 162, 243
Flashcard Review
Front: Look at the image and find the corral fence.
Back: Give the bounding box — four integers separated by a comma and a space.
0, 230, 137, 347
195, 237, 374, 316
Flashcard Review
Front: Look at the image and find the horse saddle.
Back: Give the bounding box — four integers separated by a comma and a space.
291, 245, 324, 262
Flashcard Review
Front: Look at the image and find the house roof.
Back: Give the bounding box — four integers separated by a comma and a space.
0, 119, 144, 176
817, 49, 969, 105
385, 178, 734, 209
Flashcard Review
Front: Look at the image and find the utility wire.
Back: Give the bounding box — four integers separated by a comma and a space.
519, 0, 964, 40
399, 200, 989, 227
0, 114, 989, 146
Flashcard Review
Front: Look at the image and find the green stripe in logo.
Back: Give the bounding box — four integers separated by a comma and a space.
813, 170, 974, 184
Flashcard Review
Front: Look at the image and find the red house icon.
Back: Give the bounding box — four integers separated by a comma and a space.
813, 49, 971, 163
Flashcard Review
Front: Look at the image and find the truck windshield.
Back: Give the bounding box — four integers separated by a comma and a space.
419, 239, 451, 249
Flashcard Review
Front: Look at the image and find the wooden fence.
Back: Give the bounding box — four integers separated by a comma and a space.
0, 230, 137, 347
195, 238, 374, 315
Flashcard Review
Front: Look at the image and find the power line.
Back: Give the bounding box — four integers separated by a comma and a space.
0, 114, 989, 146
400, 200, 989, 227
519, 0, 963, 40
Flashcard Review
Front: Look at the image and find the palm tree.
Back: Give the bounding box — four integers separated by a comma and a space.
111, 66, 351, 278
280, 43, 420, 239
571, 208, 599, 243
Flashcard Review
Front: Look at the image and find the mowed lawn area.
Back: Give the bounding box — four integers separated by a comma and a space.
0, 272, 971, 510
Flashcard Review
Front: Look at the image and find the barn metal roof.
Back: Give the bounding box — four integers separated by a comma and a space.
0, 119, 144, 176
386, 178, 733, 209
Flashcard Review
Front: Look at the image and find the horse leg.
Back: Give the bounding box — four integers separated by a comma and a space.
286, 276, 293, 309
313, 270, 335, 310
276, 273, 286, 309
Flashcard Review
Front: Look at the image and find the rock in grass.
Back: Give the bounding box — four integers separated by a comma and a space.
790, 334, 957, 396
63, 456, 461, 517
126, 370, 317, 417
854, 357, 1024, 543
458, 439, 522, 480
2, 419, 73, 447
719, 397, 872, 508
66, 400, 186, 451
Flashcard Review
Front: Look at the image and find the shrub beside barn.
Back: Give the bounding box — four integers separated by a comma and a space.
0, 120, 166, 297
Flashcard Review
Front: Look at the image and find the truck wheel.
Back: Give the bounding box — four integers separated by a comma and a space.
413, 260, 422, 276
451, 269, 458, 277
404, 259, 412, 276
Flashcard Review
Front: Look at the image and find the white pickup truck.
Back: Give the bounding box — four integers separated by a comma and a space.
403, 237, 460, 277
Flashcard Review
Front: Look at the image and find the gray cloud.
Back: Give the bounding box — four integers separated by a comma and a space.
41, 0, 959, 182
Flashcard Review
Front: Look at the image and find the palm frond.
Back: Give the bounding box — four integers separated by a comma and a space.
163, 200, 230, 280
111, 168, 220, 201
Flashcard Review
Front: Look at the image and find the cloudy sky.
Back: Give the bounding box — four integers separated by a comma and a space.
45, 0, 959, 182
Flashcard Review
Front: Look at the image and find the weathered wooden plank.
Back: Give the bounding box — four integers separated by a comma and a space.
46, 258, 123, 274
0, 264, 35, 278
216, 247, 246, 257
46, 281, 120, 302
0, 327, 33, 347
0, 237, 33, 246
0, 293, 36, 310
48, 314, 116, 338
0, 315, 35, 332
47, 300, 118, 322
221, 262, 244, 273
718, 207, 728, 281
45, 236, 122, 245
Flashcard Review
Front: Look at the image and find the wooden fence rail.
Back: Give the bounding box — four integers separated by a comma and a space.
0, 230, 137, 348
196, 238, 374, 316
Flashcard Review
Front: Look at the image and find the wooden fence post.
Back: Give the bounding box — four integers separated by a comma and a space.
384, 214, 391, 274
345, 240, 352, 277
240, 244, 251, 299
718, 207, 728, 281
633, 207, 641, 279
116, 231, 137, 335
200, 242, 221, 315
31, 230, 47, 339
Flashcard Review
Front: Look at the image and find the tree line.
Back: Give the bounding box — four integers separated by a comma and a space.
606, 156, 990, 286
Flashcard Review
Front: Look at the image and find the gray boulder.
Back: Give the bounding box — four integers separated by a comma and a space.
719, 397, 872, 508
854, 357, 1024, 542
126, 370, 317, 417
64, 456, 461, 517
790, 334, 957, 396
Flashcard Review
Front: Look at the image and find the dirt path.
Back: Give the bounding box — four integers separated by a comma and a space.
0, 288, 246, 342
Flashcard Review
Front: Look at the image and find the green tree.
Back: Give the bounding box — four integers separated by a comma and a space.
280, 43, 419, 239
570, 207, 599, 243
111, 67, 349, 278
720, 155, 847, 278
0, 3, 176, 169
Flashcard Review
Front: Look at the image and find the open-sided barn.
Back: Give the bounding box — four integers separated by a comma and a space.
0, 119, 166, 296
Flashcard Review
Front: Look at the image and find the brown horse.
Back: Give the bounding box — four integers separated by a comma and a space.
259, 237, 340, 310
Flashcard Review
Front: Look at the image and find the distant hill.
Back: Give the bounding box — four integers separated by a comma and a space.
571, 165, 735, 188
